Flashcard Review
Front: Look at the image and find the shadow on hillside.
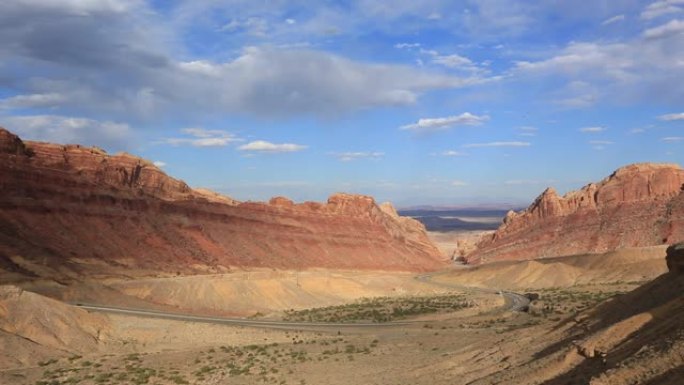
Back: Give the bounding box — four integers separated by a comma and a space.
539, 272, 684, 385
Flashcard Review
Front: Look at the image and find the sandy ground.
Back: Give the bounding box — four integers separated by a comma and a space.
427, 230, 493, 258
1, 246, 681, 385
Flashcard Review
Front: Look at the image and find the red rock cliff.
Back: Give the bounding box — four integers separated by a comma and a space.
467, 163, 684, 263
0, 128, 445, 276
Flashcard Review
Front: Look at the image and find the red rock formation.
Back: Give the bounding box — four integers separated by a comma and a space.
467, 163, 684, 263
0, 128, 445, 276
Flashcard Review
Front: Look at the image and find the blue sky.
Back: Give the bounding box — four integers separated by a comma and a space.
2, 0, 684, 206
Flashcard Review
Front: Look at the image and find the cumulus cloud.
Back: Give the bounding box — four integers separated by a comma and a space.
161, 128, 241, 147
238, 140, 307, 153
580, 126, 606, 133
2, 114, 131, 149
153, 161, 166, 167
462, 141, 530, 148
659, 112, 684, 121
400, 112, 489, 132
512, 33, 684, 106
331, 151, 384, 161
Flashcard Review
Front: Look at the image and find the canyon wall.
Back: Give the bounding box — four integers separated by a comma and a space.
467, 163, 684, 263
0, 128, 445, 276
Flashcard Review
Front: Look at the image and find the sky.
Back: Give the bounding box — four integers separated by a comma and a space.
2, 0, 684, 207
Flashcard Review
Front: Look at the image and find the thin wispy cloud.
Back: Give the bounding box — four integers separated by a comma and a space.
643, 19, 684, 39
580, 126, 606, 133
589, 140, 614, 146
451, 180, 469, 187
238, 140, 307, 153
641, 0, 684, 20
439, 150, 466, 157
331, 152, 384, 162
161, 128, 241, 147
662, 136, 684, 142
659, 112, 684, 121
602, 14, 625, 25
400, 112, 489, 132
2, 115, 131, 149
462, 141, 530, 148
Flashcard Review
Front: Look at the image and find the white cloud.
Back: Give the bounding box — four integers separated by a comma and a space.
602, 14, 625, 25
630, 128, 646, 134
589, 140, 614, 145
659, 112, 684, 121
2, 114, 131, 149
238, 140, 307, 153
220, 17, 269, 36
0, 0, 491, 121
394, 43, 421, 49
641, 0, 684, 20
153, 161, 166, 167
0, 93, 66, 109
451, 180, 469, 187
432, 54, 474, 69
440, 150, 466, 157
643, 19, 684, 39
515, 42, 632, 80
332, 151, 384, 161
516, 126, 538, 137
512, 33, 684, 106
462, 141, 530, 148
580, 126, 606, 133
162, 128, 240, 147
400, 112, 489, 132
662, 136, 684, 142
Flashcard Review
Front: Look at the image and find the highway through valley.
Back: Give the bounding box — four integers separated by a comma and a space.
75, 270, 530, 331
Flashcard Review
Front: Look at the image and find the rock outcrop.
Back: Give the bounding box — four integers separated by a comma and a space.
666, 243, 684, 274
0, 128, 445, 276
467, 163, 684, 263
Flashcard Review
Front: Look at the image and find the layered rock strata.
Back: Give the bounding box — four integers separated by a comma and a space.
0, 128, 445, 276
467, 163, 684, 263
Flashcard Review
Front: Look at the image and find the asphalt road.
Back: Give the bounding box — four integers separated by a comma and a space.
73, 303, 415, 331
415, 270, 531, 312
75, 270, 530, 330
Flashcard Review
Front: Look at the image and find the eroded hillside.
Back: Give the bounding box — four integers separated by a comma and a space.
0, 128, 445, 278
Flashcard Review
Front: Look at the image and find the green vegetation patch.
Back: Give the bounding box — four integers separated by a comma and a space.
283, 293, 473, 323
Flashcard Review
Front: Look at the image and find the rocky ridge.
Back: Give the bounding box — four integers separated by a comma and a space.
467, 163, 684, 263
0, 128, 445, 276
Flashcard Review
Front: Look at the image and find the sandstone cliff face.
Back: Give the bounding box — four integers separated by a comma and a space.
467, 163, 684, 263
0, 128, 445, 275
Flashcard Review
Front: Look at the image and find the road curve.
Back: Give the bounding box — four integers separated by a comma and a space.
73, 303, 416, 331
74, 270, 529, 331
415, 270, 530, 312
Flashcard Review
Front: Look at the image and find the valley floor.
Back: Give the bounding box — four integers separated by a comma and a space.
1, 246, 682, 384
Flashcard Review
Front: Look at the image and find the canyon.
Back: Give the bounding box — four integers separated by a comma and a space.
0, 128, 445, 281
467, 163, 684, 263
1, 129, 683, 384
